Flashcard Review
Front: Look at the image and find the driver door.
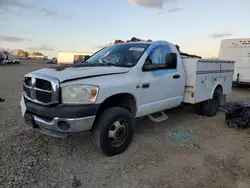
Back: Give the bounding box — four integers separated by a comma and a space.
136, 44, 184, 117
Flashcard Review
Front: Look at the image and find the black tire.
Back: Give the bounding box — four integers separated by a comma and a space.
201, 89, 222, 117
194, 102, 204, 115
201, 97, 219, 117
92, 107, 135, 156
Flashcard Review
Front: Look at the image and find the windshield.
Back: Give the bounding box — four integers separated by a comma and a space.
86, 43, 150, 67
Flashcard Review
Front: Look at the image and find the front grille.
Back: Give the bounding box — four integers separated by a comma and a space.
24, 77, 32, 86
23, 75, 59, 105
23, 85, 31, 98
35, 90, 52, 103
35, 78, 52, 90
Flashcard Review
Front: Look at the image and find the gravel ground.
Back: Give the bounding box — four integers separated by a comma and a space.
0, 64, 250, 188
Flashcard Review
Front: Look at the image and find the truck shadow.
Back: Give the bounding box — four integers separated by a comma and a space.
135, 104, 197, 135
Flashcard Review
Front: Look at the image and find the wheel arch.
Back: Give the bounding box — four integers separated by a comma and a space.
211, 84, 223, 99
91, 93, 137, 131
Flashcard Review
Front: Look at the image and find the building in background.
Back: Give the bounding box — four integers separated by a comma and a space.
57, 51, 92, 64
28, 54, 46, 59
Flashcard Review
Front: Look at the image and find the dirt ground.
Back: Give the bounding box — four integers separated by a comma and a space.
0, 63, 250, 188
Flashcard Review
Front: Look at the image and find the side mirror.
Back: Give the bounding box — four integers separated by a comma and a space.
166, 53, 177, 69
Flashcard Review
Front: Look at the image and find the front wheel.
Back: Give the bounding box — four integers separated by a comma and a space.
92, 107, 135, 156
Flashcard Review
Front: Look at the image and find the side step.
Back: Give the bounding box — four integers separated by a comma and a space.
148, 111, 168, 122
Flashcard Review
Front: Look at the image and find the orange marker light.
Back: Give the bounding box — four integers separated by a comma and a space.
90, 89, 98, 99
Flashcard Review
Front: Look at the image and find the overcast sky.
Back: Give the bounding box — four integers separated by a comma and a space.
0, 0, 249, 58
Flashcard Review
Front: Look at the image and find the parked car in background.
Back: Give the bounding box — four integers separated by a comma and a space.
47, 57, 57, 64
0, 51, 20, 65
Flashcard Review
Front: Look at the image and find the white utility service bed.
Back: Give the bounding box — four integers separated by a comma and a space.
182, 59, 235, 104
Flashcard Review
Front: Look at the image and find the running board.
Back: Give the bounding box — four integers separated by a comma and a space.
148, 111, 168, 122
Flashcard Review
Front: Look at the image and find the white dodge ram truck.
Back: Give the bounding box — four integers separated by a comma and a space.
20, 40, 234, 156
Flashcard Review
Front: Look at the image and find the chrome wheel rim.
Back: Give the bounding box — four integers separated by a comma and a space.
108, 119, 128, 147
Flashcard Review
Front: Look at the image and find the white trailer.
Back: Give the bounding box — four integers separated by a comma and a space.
57, 51, 92, 64
218, 38, 250, 84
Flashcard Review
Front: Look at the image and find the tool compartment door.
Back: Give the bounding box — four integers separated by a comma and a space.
195, 60, 234, 103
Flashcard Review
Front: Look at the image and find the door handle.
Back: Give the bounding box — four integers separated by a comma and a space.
173, 75, 180, 79
142, 83, 150, 89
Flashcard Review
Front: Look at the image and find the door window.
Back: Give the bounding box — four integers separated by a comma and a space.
145, 45, 174, 69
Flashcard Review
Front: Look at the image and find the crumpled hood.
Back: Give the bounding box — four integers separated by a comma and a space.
29, 66, 130, 82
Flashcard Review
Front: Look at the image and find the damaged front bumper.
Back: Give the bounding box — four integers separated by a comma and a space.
24, 113, 96, 138
21, 96, 99, 138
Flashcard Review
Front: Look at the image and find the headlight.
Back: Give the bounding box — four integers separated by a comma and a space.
61, 85, 99, 104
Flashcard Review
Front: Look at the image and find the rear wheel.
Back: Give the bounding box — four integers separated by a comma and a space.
195, 87, 223, 117
194, 103, 204, 115
201, 97, 219, 117
92, 107, 135, 156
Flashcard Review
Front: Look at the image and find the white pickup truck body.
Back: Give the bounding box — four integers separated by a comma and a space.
20, 40, 234, 156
